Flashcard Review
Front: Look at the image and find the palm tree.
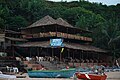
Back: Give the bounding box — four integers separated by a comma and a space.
102, 19, 120, 65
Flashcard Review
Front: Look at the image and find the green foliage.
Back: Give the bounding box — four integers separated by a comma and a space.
0, 17, 5, 29
7, 16, 27, 30
63, 7, 94, 25
102, 19, 120, 58
75, 13, 105, 30
0, 5, 10, 29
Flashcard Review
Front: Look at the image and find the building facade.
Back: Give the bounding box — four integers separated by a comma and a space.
13, 15, 112, 67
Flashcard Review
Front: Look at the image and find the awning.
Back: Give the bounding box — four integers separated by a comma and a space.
5, 37, 27, 41
64, 43, 106, 53
15, 41, 106, 53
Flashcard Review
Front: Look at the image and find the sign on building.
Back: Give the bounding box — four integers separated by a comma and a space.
50, 39, 63, 47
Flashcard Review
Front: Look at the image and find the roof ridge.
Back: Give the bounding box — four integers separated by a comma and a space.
56, 18, 73, 27
27, 15, 56, 28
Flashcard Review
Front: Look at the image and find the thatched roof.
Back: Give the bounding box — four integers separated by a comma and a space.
16, 41, 49, 47
15, 41, 106, 53
5, 30, 21, 34
27, 15, 56, 28
5, 37, 27, 41
27, 15, 74, 28
56, 18, 73, 27
26, 15, 92, 33
64, 43, 106, 53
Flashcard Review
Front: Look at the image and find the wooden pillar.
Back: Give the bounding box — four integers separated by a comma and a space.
60, 48, 61, 62
12, 45, 14, 57
86, 51, 88, 66
67, 28, 68, 38
74, 29, 76, 39
97, 53, 99, 60
79, 50, 81, 60
11, 41, 15, 57
73, 49, 76, 67
43, 27, 45, 37
80, 50, 81, 66
3, 39, 6, 53
73, 50, 75, 59
82, 51, 84, 59
37, 47, 39, 57
52, 47, 54, 57
47, 48, 48, 56
93, 52, 94, 65
67, 49, 70, 57
97, 53, 99, 65
30, 47, 31, 57
55, 25, 57, 36
87, 51, 88, 59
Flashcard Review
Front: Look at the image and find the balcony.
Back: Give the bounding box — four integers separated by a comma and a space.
22, 32, 92, 42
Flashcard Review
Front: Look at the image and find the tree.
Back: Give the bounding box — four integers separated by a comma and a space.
7, 16, 27, 30
0, 5, 9, 29
63, 7, 95, 25
102, 19, 120, 63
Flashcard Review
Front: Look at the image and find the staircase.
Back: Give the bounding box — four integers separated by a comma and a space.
38, 61, 67, 70
23, 61, 42, 71
0, 57, 23, 73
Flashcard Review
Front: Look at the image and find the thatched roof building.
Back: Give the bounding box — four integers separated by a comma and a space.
15, 15, 110, 66
19, 15, 106, 52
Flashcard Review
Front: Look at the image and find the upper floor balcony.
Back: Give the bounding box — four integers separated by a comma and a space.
22, 32, 92, 42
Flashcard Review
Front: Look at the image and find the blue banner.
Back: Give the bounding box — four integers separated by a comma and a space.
50, 39, 63, 47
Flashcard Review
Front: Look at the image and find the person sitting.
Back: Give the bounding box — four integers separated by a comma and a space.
86, 59, 89, 63
66, 65, 70, 69
13, 67, 19, 74
38, 57, 44, 61
97, 65, 105, 75
36, 56, 39, 61
101, 65, 105, 75
15, 57, 21, 61
0, 71, 2, 74
6, 66, 10, 72
94, 69, 98, 74
41, 65, 46, 70
90, 59, 94, 63
26, 57, 30, 61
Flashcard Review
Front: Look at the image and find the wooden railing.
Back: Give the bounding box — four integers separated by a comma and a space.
22, 32, 92, 42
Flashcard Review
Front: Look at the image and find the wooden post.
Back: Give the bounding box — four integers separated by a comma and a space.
12, 41, 14, 57
80, 50, 81, 66
79, 50, 81, 59
67, 28, 68, 38
60, 48, 61, 62
47, 48, 48, 56
73, 49, 75, 67
67, 49, 70, 57
97, 53, 99, 65
73, 50, 75, 59
55, 25, 57, 37
30, 48, 31, 57
43, 27, 45, 37
3, 29, 5, 53
52, 47, 54, 57
82, 51, 83, 59
37, 47, 39, 57
93, 52, 94, 65
12, 45, 14, 57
